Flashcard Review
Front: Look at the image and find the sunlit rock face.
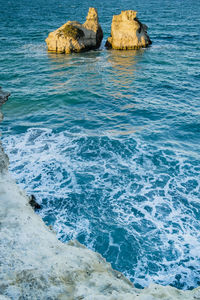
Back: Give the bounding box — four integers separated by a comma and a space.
105, 10, 152, 50
45, 7, 103, 54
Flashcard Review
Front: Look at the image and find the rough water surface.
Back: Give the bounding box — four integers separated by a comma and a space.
0, 0, 200, 290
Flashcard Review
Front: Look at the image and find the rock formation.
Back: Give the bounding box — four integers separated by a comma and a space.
0, 87, 10, 104
0, 87, 10, 125
45, 7, 103, 54
1, 88, 200, 299
106, 10, 152, 50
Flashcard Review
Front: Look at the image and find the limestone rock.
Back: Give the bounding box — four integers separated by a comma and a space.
105, 10, 152, 50
45, 7, 103, 53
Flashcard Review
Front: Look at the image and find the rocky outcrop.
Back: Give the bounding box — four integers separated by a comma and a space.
45, 8, 103, 54
106, 10, 152, 50
1, 88, 200, 299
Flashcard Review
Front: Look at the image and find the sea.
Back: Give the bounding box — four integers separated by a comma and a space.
0, 0, 200, 290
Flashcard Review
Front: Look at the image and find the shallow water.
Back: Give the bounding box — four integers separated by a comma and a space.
1, 0, 200, 290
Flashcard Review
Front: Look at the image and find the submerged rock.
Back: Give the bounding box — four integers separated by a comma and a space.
45, 7, 103, 53
105, 10, 152, 50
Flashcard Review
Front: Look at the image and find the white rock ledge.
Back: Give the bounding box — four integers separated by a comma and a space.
0, 89, 200, 299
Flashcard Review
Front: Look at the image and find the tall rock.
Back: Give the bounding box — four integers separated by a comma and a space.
0, 87, 10, 172
45, 7, 103, 54
106, 10, 152, 50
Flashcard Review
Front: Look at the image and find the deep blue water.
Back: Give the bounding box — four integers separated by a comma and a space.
1, 0, 200, 290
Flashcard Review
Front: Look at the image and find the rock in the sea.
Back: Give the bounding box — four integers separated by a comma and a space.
0, 86, 10, 123
45, 7, 103, 53
106, 10, 152, 50
29, 195, 41, 211
0, 87, 10, 105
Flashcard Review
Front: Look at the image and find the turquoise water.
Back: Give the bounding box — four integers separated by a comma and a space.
1, 0, 200, 290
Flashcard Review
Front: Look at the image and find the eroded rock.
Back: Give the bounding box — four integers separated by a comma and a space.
45, 7, 103, 54
106, 10, 152, 50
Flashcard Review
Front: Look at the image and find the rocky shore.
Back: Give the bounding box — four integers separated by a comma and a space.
0, 88, 200, 299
